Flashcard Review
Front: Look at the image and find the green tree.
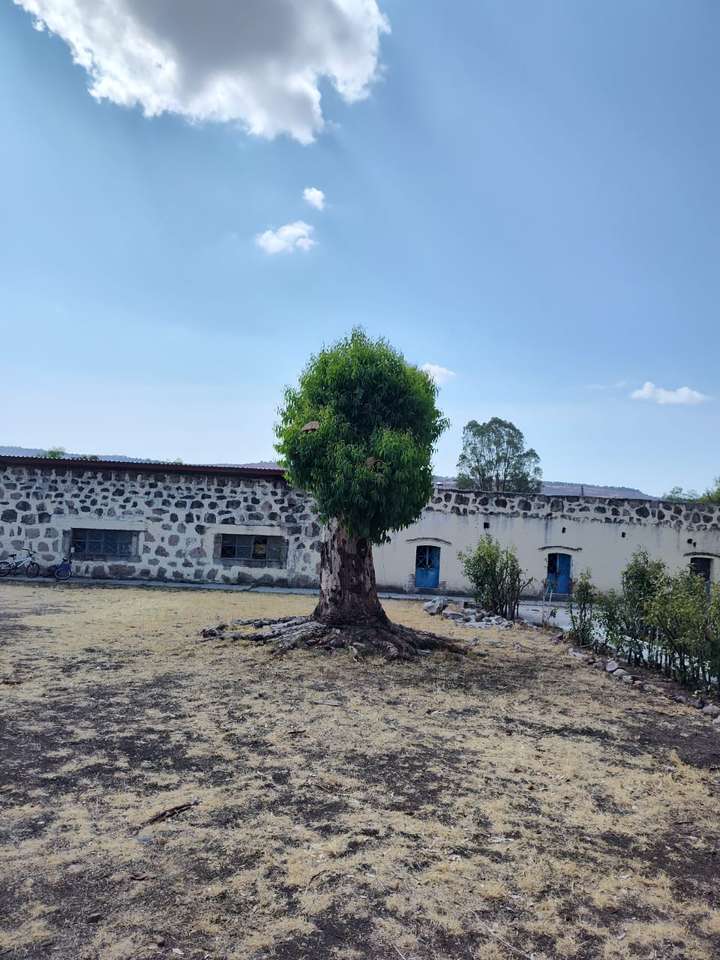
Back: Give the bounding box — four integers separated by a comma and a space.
662, 485, 700, 502
456, 418, 541, 493
272, 329, 455, 657
45, 447, 66, 460
699, 478, 720, 505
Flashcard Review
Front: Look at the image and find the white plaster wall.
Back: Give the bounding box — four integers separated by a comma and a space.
374, 499, 720, 594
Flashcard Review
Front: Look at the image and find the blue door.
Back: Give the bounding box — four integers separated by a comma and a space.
547, 553, 571, 595
415, 545, 440, 589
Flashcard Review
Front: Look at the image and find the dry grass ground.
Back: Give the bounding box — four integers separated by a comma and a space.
1, 582, 719, 960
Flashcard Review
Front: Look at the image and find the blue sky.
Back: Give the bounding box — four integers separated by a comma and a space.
1, 1, 718, 495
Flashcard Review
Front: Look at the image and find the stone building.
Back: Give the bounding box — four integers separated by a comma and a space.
1, 454, 718, 595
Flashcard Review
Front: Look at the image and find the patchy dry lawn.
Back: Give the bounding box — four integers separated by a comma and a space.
1, 582, 719, 960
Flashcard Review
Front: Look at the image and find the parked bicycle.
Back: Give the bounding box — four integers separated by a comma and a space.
0, 548, 40, 578
51, 553, 73, 582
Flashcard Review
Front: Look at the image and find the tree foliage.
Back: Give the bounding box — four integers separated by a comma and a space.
662, 480, 720, 504
662, 485, 700, 502
456, 417, 541, 492
275, 329, 448, 543
459, 535, 531, 620
698, 477, 720, 505
45, 447, 66, 460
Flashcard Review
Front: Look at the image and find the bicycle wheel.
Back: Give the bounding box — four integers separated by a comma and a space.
26, 562, 40, 578
0, 561, 11, 577
55, 565, 72, 582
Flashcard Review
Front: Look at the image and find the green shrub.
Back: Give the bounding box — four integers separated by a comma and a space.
569, 570, 596, 648
593, 548, 720, 693
459, 536, 531, 620
647, 570, 714, 687
595, 588, 625, 655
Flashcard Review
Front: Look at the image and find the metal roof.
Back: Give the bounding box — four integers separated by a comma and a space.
0, 454, 286, 480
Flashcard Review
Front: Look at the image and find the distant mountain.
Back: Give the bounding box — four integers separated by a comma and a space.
0, 445, 154, 462
433, 475, 655, 500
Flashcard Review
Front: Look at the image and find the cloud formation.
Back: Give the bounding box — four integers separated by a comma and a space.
255, 221, 316, 255
420, 363, 457, 386
15, 0, 390, 143
303, 187, 325, 211
630, 381, 708, 406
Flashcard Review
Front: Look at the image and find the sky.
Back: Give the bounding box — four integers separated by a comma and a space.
1, 0, 718, 496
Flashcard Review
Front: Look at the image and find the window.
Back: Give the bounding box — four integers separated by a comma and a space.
71, 528, 136, 559
218, 534, 287, 568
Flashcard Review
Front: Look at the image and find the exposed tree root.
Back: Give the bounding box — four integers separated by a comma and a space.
200, 616, 467, 660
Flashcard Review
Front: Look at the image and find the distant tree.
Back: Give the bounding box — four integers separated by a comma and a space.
456, 418, 541, 493
662, 486, 700, 502
699, 478, 720, 505
45, 447, 66, 460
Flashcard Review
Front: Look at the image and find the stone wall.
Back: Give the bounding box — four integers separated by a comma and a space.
425, 488, 720, 530
2, 458, 719, 593
374, 486, 720, 593
0, 462, 322, 586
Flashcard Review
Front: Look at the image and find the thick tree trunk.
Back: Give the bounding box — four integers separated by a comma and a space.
201, 520, 467, 659
313, 520, 389, 626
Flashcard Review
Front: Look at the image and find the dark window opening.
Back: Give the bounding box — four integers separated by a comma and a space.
71, 528, 136, 559
561, 526, 566, 534
621, 531, 626, 538
483, 521, 490, 530
218, 534, 287, 568
690, 556, 712, 583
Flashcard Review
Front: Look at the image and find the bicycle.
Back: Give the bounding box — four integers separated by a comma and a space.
52, 554, 73, 582
0, 548, 40, 578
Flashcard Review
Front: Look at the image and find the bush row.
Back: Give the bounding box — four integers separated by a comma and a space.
569, 549, 720, 692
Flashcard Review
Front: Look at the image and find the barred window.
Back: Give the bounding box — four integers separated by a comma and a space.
71, 528, 136, 559
218, 534, 287, 568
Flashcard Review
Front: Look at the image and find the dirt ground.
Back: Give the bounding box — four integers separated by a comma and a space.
1, 582, 719, 960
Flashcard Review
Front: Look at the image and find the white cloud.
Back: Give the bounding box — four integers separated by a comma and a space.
303, 187, 325, 211
630, 381, 709, 406
14, 0, 390, 143
255, 221, 316, 255
421, 363, 457, 386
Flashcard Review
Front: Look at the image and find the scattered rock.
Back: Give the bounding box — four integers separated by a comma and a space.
423, 598, 448, 615
86, 912, 102, 924
701, 704, 720, 717
605, 660, 619, 673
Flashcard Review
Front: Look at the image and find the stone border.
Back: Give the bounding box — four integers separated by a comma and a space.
553, 633, 720, 731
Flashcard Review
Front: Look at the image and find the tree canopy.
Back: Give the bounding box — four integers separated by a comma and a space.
662, 480, 720, 504
456, 417, 541, 493
662, 485, 700, 503
276, 329, 447, 543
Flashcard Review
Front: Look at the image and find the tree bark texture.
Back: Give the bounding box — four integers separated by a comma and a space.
313, 520, 389, 626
